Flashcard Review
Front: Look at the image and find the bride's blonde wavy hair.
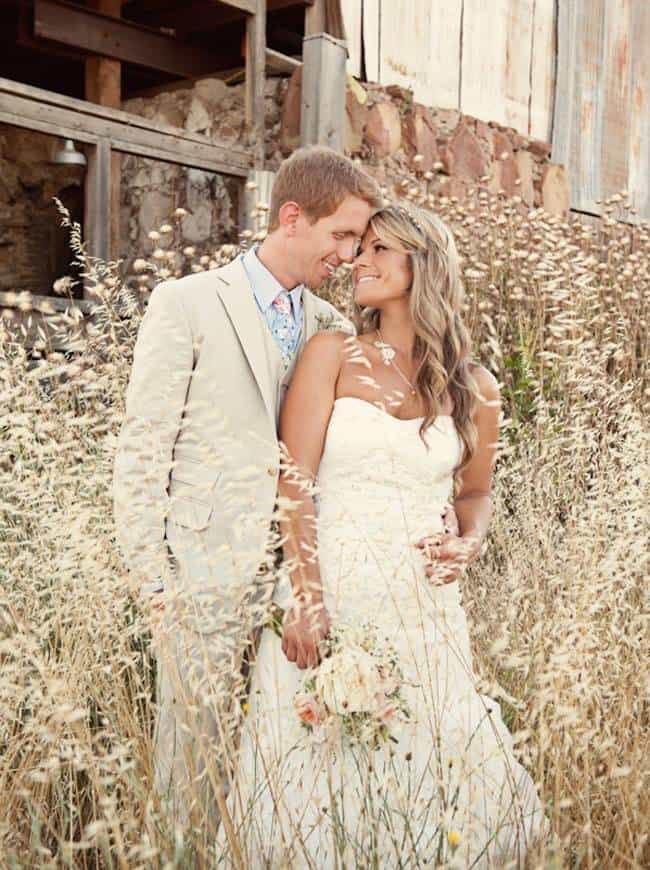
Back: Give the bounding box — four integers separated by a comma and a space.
352, 202, 480, 482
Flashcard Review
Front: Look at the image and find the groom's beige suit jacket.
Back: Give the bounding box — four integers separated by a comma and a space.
113, 255, 349, 635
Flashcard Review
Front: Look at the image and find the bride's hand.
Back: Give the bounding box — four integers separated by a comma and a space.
281, 595, 331, 670
417, 504, 476, 584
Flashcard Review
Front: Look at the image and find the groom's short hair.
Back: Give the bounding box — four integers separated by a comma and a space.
268, 146, 382, 232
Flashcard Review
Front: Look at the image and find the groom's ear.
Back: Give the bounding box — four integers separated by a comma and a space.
278, 201, 301, 236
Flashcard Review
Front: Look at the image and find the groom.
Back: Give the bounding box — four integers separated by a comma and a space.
113, 146, 383, 843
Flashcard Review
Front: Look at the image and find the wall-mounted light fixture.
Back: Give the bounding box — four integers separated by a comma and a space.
53, 139, 87, 167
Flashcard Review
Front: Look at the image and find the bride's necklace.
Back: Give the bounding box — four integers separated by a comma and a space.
373, 329, 417, 397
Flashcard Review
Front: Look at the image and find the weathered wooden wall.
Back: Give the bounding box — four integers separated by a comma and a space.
341, 0, 555, 141
552, 0, 649, 219
340, 0, 649, 219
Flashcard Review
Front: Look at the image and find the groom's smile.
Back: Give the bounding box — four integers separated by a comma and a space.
295, 194, 373, 289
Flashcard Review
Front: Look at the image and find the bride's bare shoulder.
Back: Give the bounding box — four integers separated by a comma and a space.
303, 329, 355, 359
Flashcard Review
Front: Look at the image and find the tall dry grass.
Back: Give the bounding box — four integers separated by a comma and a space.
0, 182, 648, 868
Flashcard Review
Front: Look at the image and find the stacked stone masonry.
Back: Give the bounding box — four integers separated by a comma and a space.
1, 72, 570, 296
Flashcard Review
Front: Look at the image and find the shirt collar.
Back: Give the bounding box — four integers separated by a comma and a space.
242, 245, 304, 313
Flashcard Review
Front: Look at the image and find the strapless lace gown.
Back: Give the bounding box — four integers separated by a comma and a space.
216, 397, 548, 867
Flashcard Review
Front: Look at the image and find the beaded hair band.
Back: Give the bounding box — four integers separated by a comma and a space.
390, 202, 425, 235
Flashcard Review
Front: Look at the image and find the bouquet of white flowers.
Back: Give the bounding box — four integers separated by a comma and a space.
268, 606, 410, 747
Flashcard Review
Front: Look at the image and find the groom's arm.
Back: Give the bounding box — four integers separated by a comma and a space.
113, 281, 194, 599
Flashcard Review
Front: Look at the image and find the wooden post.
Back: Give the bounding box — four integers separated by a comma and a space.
242, 168, 276, 236
305, 0, 327, 35
84, 137, 112, 267
300, 33, 347, 151
84, 0, 122, 263
245, 0, 266, 169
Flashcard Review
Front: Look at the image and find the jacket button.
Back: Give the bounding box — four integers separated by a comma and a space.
267, 467, 276, 477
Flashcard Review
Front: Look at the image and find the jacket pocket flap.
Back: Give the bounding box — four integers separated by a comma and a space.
170, 458, 221, 488
167, 495, 213, 531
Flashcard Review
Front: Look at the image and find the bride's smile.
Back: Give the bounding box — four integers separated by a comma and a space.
352, 230, 412, 307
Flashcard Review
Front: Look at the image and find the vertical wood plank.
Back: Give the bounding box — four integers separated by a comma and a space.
600, 0, 632, 198
552, 0, 605, 213
551, 0, 577, 168
341, 0, 362, 77
628, 0, 650, 218
84, 137, 111, 289
529, 0, 556, 141
428, 0, 463, 109
503, 0, 535, 132
378, 0, 461, 108
245, 0, 266, 168
362, 0, 380, 82
460, 0, 510, 125
575, 0, 605, 211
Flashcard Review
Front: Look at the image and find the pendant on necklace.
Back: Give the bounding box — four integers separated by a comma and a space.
373, 339, 395, 366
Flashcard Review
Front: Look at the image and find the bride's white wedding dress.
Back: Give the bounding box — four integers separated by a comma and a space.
216, 397, 548, 867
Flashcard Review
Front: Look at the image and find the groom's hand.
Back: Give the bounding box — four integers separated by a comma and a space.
282, 595, 330, 670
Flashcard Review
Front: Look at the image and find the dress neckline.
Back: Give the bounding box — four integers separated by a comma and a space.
333, 395, 453, 424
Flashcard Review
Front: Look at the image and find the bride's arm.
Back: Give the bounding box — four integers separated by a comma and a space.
420, 366, 501, 582
453, 366, 501, 558
277, 331, 345, 669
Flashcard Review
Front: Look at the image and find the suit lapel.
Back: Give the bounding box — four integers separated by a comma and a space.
302, 290, 320, 342
215, 258, 275, 424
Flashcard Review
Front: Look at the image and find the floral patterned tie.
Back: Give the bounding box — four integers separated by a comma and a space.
271, 291, 301, 369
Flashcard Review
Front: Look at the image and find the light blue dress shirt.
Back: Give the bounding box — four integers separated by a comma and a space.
241, 245, 304, 346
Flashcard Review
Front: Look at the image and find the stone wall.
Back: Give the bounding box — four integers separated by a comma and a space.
119, 77, 287, 269
0, 126, 85, 297
281, 73, 570, 217
0, 70, 570, 298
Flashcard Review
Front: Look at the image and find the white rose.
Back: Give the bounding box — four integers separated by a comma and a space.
315, 647, 382, 714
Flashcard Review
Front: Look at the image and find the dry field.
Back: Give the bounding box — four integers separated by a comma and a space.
0, 183, 648, 868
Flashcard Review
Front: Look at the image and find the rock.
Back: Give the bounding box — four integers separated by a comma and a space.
475, 119, 491, 142
438, 176, 469, 201
541, 164, 570, 216
403, 105, 439, 171
491, 130, 518, 196
448, 123, 487, 180
152, 94, 185, 129
515, 150, 535, 205
181, 201, 212, 243
280, 66, 302, 154
184, 96, 212, 134
437, 142, 453, 175
529, 137, 551, 159
365, 101, 402, 157
431, 108, 460, 136
345, 82, 367, 154
491, 130, 514, 162
194, 77, 228, 107
139, 190, 171, 236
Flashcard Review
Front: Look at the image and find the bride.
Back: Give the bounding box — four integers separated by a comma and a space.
216, 203, 549, 867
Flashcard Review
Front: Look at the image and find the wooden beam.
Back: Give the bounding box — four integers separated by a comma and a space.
33, 0, 222, 78
0, 78, 251, 175
245, 0, 266, 168
265, 47, 301, 74
300, 31, 346, 150
125, 0, 313, 38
